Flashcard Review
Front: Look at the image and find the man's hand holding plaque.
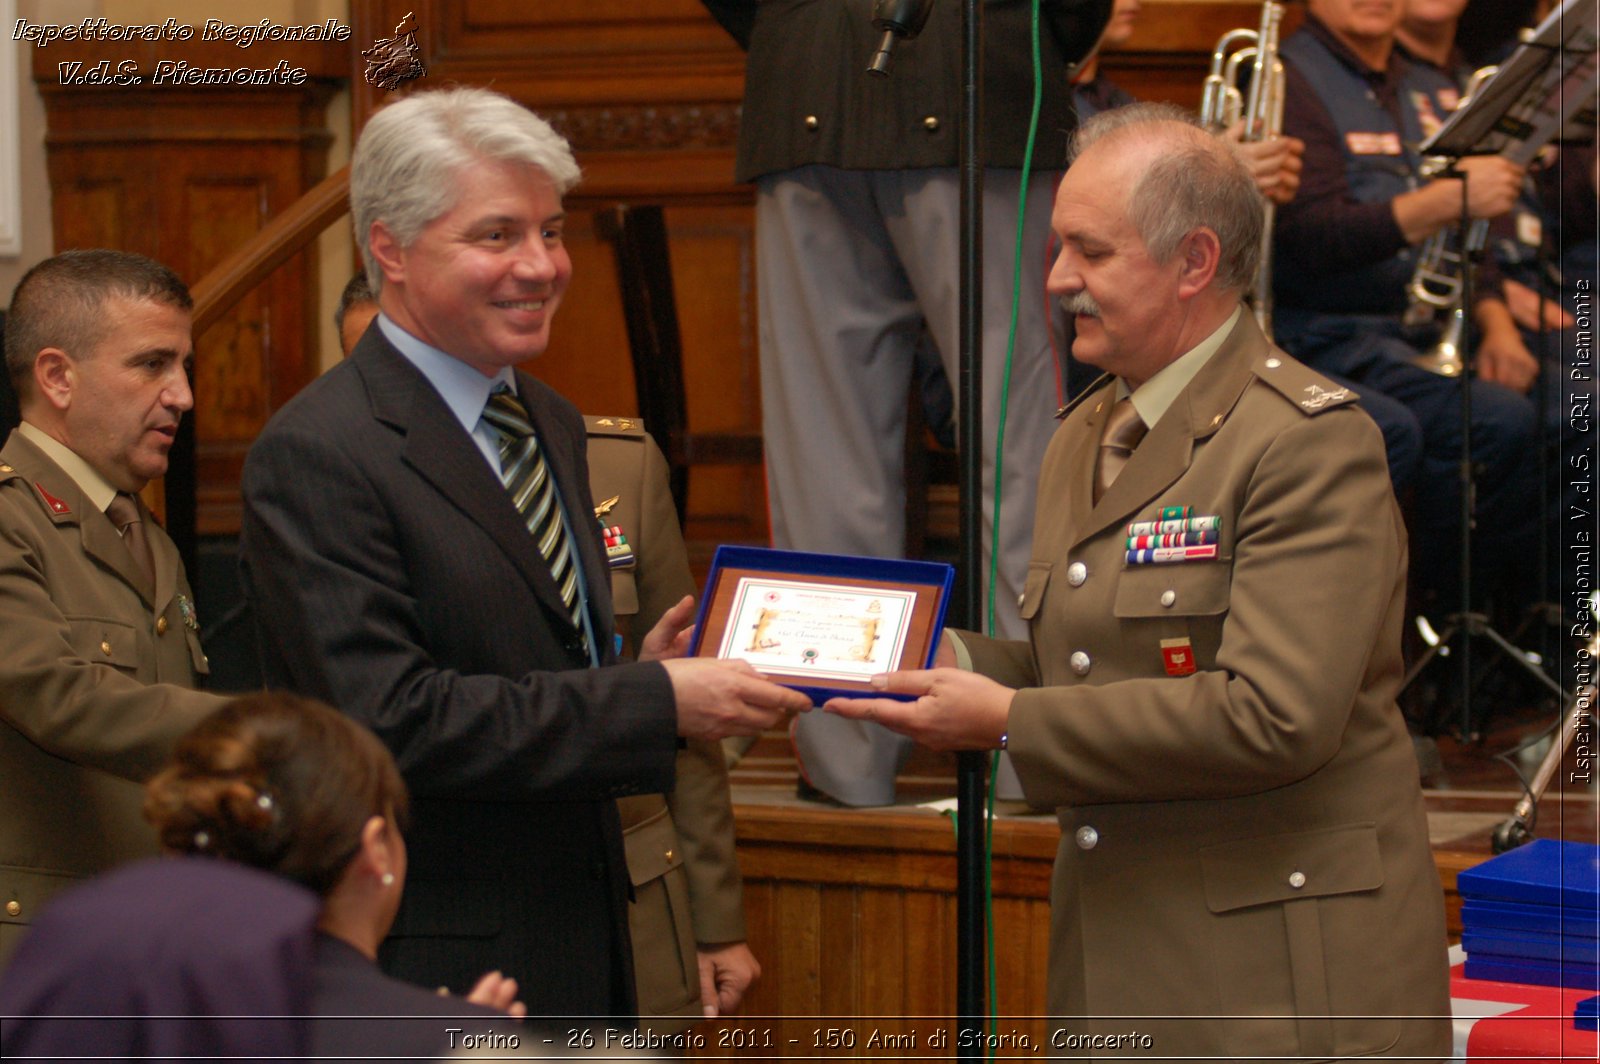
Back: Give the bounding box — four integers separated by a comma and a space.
689, 547, 955, 705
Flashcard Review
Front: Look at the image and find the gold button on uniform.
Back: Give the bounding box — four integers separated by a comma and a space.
156, 616, 169, 635
804, 115, 819, 130
100, 640, 112, 656
664, 849, 674, 862
5, 900, 19, 917
1288, 871, 1306, 889
923, 115, 940, 131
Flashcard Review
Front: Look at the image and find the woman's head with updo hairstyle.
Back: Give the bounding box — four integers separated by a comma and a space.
144, 693, 409, 897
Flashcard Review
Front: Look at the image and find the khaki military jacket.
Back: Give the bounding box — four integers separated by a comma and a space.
586, 417, 745, 1030
0, 431, 225, 964
963, 314, 1450, 1061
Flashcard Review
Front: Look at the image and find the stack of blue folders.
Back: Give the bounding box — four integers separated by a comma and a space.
1457, 839, 1600, 990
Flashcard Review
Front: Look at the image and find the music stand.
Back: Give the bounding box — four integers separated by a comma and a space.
1401, 0, 1598, 741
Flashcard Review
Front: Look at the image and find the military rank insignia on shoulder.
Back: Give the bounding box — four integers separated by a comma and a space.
1253, 353, 1358, 416
585, 414, 646, 438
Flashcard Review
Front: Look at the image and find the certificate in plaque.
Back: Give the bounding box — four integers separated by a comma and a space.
689, 546, 955, 703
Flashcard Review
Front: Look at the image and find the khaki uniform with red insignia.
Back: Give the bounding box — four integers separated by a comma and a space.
960, 313, 1451, 1060
585, 415, 746, 1031
0, 430, 226, 966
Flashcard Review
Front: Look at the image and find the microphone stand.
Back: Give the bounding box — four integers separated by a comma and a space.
1400, 171, 1565, 739
955, 0, 988, 1052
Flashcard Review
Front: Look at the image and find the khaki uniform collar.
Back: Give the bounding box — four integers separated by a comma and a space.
17, 421, 119, 514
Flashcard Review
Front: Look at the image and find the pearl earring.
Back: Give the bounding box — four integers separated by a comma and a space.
381, 872, 395, 887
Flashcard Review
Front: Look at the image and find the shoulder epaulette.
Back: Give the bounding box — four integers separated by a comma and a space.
1056, 374, 1115, 420
1253, 351, 1359, 416
585, 414, 647, 438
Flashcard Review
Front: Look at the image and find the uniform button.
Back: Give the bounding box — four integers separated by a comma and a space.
923, 115, 940, 131
804, 115, 819, 131
156, 616, 169, 635
1074, 826, 1099, 850
5, 900, 19, 917
1067, 562, 1087, 587
1070, 651, 1092, 676
1017, 593, 1026, 608
1265, 357, 1282, 369
1288, 871, 1306, 889
664, 849, 674, 862
1160, 590, 1176, 608
100, 640, 112, 656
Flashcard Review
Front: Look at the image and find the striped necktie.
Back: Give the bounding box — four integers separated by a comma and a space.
481, 389, 582, 630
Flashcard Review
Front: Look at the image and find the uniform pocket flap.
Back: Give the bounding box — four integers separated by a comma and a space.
0, 865, 80, 926
610, 570, 639, 617
66, 616, 141, 669
623, 805, 684, 888
186, 630, 211, 676
386, 877, 503, 938
1018, 562, 1052, 620
1202, 823, 1383, 913
1114, 562, 1232, 619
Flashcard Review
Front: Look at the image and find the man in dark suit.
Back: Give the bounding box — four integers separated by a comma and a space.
830, 104, 1450, 1058
239, 86, 808, 1018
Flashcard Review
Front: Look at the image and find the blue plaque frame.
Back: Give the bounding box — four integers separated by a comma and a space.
689, 545, 956, 705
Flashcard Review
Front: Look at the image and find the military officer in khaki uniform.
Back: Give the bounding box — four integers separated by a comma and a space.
830, 106, 1450, 1061
586, 414, 757, 1030
0, 250, 228, 963
338, 287, 758, 1027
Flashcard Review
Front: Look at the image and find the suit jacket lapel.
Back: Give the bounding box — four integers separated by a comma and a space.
1072, 312, 1264, 548
353, 338, 578, 628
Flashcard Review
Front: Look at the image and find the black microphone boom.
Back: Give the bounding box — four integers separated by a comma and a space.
867, 0, 935, 75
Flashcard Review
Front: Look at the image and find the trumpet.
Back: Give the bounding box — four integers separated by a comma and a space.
1199, 1, 1285, 338
1403, 65, 1498, 377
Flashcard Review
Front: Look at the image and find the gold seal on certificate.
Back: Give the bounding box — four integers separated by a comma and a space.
690, 546, 954, 702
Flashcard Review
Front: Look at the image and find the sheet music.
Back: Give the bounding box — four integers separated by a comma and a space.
1421, 0, 1598, 162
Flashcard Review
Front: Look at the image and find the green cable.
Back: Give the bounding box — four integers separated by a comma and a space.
986, 0, 1046, 1052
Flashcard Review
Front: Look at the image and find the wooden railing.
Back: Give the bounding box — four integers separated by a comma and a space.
190, 165, 352, 337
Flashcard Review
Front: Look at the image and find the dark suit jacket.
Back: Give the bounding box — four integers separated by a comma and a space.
700, 0, 1112, 181
239, 329, 679, 1016
310, 934, 511, 1059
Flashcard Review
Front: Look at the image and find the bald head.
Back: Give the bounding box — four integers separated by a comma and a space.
1069, 103, 1265, 294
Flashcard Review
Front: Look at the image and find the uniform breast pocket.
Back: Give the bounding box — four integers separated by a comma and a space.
1113, 563, 1231, 671
1018, 562, 1052, 622
66, 617, 142, 674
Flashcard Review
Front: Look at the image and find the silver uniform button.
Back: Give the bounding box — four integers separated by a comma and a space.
1018, 593, 1026, 609
1074, 826, 1099, 850
1288, 871, 1306, 889
1265, 357, 1282, 369
1070, 651, 1092, 676
1160, 589, 1177, 607
1067, 562, 1087, 586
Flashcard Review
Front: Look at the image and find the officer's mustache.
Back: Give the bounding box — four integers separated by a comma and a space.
1061, 291, 1101, 318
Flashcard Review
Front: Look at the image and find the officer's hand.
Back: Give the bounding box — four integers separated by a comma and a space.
823, 668, 1013, 751
639, 594, 697, 662
663, 657, 811, 740
697, 941, 761, 1017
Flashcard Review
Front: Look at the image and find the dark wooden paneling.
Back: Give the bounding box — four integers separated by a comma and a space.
34, 44, 337, 533
695, 798, 1464, 1049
